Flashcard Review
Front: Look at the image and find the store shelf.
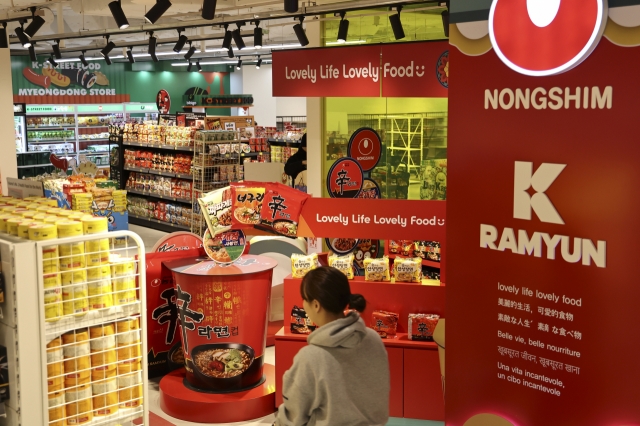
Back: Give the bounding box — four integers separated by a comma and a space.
127, 188, 193, 204
78, 138, 111, 142
28, 139, 74, 144
26, 126, 75, 130
268, 139, 304, 147
128, 213, 192, 232
387, 253, 441, 269
17, 163, 51, 168
123, 142, 194, 152
77, 125, 109, 128
240, 152, 263, 157
124, 166, 193, 180
81, 151, 111, 156
277, 328, 438, 349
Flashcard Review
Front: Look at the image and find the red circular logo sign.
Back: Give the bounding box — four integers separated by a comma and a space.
327, 158, 363, 198
489, 0, 607, 76
156, 89, 171, 114
348, 128, 382, 172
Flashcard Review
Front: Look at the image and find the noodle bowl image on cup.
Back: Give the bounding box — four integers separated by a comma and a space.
163, 255, 277, 392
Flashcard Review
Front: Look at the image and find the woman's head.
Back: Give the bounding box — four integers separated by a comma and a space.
300, 266, 366, 326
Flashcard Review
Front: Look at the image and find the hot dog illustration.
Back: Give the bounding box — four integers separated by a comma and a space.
22, 67, 51, 88
59, 68, 98, 89
42, 67, 71, 87
50, 153, 69, 172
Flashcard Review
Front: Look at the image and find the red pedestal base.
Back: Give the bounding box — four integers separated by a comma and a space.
159, 364, 277, 423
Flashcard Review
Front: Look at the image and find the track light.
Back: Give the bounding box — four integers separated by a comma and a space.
441, 3, 450, 38
197, 61, 202, 72
337, 13, 349, 43
24, 9, 45, 38
105, 56, 112, 65
293, 17, 309, 47
222, 25, 232, 51
232, 24, 246, 50
0, 23, 7, 49
187, 61, 192, 72
15, 27, 31, 48
101, 41, 115, 58
52, 41, 62, 59
254, 22, 262, 49
145, 0, 172, 24
284, 0, 298, 13
149, 33, 158, 62
184, 43, 196, 60
28, 44, 36, 62
236, 59, 242, 70
256, 57, 262, 69
79, 52, 89, 67
228, 45, 235, 58
174, 31, 188, 53
127, 48, 135, 63
201, 0, 216, 20
108, 0, 129, 29
47, 55, 58, 68
389, 6, 405, 40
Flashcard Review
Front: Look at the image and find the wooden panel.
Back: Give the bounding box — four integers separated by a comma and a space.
403, 348, 444, 421
386, 347, 404, 418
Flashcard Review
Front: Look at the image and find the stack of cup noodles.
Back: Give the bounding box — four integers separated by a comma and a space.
90, 324, 118, 416
62, 330, 93, 425
84, 217, 114, 310
110, 255, 137, 306
116, 318, 143, 408
29, 224, 63, 322
47, 338, 66, 426
58, 221, 90, 316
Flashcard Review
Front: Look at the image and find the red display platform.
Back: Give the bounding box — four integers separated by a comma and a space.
159, 364, 277, 423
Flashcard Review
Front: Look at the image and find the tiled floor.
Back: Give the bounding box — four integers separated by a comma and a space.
129, 224, 169, 252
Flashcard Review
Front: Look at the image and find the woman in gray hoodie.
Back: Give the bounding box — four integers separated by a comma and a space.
275, 266, 390, 426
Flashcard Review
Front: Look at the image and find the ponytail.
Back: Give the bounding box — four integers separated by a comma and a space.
348, 294, 367, 313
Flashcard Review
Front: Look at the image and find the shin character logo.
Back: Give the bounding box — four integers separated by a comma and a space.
489, 0, 608, 76
514, 162, 565, 224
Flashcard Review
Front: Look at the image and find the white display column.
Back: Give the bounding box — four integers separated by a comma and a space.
305, 18, 322, 198
0, 49, 17, 194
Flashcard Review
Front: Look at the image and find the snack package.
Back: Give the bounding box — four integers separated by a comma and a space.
363, 256, 391, 281
259, 183, 310, 237
372, 310, 399, 338
408, 314, 440, 341
290, 305, 317, 334
401, 240, 414, 257
230, 181, 265, 228
197, 187, 233, 236
291, 253, 318, 279
328, 254, 355, 279
388, 240, 401, 254
393, 257, 422, 283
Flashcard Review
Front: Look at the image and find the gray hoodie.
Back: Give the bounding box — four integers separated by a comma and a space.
275, 312, 390, 426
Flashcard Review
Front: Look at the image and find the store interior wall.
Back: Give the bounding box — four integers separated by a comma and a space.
1, 49, 17, 193
240, 65, 277, 127
276, 97, 307, 118
305, 18, 323, 198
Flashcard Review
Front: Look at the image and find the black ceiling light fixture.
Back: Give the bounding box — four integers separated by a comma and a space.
24, 7, 45, 38
28, 43, 36, 61
47, 55, 58, 68
108, 0, 130, 29
284, 0, 298, 13
105, 55, 112, 65
149, 31, 158, 62
293, 16, 309, 46
232, 22, 246, 50
52, 40, 62, 59
15, 22, 31, 48
184, 42, 196, 60
337, 12, 349, 43
79, 51, 89, 67
236, 59, 242, 70
127, 47, 135, 63
187, 61, 193, 72
173, 28, 188, 53
441, 1, 450, 38
201, 0, 216, 20
222, 24, 232, 51
228, 45, 235, 58
389, 6, 405, 40
197, 60, 202, 72
256, 56, 262, 69
101, 36, 115, 61
145, 0, 172, 24
0, 23, 7, 49
254, 21, 262, 49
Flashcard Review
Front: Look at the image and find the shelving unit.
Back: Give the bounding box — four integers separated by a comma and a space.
276, 116, 307, 132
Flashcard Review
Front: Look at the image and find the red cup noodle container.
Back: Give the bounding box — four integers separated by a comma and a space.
163, 255, 277, 393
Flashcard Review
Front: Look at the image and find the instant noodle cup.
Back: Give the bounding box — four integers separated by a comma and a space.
110, 257, 135, 277
230, 181, 266, 228
0, 214, 15, 232
116, 318, 141, 363
47, 338, 64, 390
26, 203, 41, 209
69, 212, 87, 221
47, 208, 62, 215
92, 372, 118, 416
58, 221, 86, 271
364, 256, 391, 282
62, 270, 89, 316
62, 330, 91, 377
48, 390, 66, 426
117, 368, 143, 408
291, 253, 318, 279
42, 199, 60, 207
33, 213, 48, 222
259, 182, 310, 237
17, 221, 36, 239
372, 310, 399, 338
16, 201, 31, 208
89, 324, 117, 369
43, 273, 63, 321
29, 224, 59, 274
36, 205, 51, 212
82, 216, 108, 234
328, 254, 355, 279
87, 265, 113, 309
43, 216, 62, 225
65, 384, 93, 425
113, 277, 137, 305
393, 257, 423, 283
6, 217, 26, 236
57, 210, 75, 219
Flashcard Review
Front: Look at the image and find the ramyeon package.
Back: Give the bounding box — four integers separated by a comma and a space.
328, 254, 355, 279
260, 183, 310, 237
408, 313, 440, 341
363, 256, 391, 281
197, 187, 233, 236
393, 257, 422, 283
230, 181, 265, 228
291, 253, 318, 279
372, 310, 399, 338
290, 305, 317, 335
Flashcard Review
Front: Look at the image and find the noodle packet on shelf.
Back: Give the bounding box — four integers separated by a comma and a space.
363, 256, 391, 282
259, 183, 310, 237
290, 305, 317, 334
328, 253, 355, 279
291, 253, 318, 278
372, 310, 399, 338
393, 257, 422, 283
197, 187, 232, 236
230, 181, 266, 229
408, 313, 440, 341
